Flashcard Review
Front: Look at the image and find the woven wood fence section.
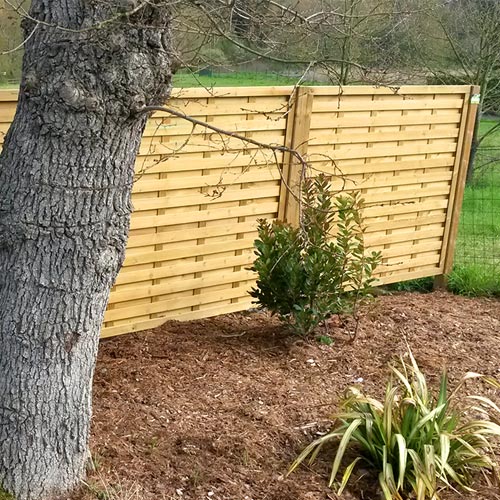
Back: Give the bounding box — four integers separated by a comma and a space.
0, 85, 478, 337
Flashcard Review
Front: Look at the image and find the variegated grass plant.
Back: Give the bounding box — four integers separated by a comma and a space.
289, 350, 500, 499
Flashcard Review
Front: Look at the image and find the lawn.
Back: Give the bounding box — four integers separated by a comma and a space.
0, 71, 315, 91
452, 118, 500, 296
172, 70, 310, 88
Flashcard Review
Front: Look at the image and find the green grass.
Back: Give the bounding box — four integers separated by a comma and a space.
0, 71, 312, 91
0, 82, 18, 89
451, 118, 500, 296
172, 70, 315, 88
448, 265, 500, 297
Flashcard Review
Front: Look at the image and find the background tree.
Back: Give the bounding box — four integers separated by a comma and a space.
410, 0, 500, 182
171, 0, 423, 85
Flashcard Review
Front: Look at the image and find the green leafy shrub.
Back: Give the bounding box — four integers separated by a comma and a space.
289, 350, 500, 499
249, 174, 380, 336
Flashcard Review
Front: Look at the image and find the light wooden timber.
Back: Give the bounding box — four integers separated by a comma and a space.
0, 85, 476, 337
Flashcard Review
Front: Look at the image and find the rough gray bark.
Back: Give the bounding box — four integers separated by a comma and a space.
0, 2, 172, 499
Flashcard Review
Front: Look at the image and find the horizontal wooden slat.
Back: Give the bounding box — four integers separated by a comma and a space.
170, 86, 295, 98
0, 111, 16, 123
153, 99, 290, 118
134, 150, 284, 175
0, 90, 20, 101
335, 172, 453, 191
376, 253, 441, 273
130, 202, 279, 229
168, 297, 255, 322
101, 317, 170, 338
310, 113, 462, 129
123, 237, 256, 267
127, 220, 259, 248
309, 156, 455, 174
308, 143, 458, 161
133, 169, 280, 193
104, 284, 255, 322
132, 185, 280, 212
115, 253, 255, 285
308, 128, 460, 146
376, 266, 443, 285
364, 214, 447, 233
372, 240, 443, 259
365, 226, 445, 246
313, 98, 463, 113
143, 117, 287, 137
102, 296, 256, 337
364, 187, 450, 205
109, 269, 256, 304
363, 199, 449, 218
138, 132, 285, 156
0, 85, 468, 103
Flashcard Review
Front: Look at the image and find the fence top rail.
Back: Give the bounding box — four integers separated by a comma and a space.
0, 86, 297, 101
0, 89, 19, 101
310, 85, 473, 96
0, 85, 474, 103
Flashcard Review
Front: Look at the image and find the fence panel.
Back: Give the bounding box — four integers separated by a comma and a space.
104, 87, 294, 337
282, 86, 477, 286
0, 86, 477, 338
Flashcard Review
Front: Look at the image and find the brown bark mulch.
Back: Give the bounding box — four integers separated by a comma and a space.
71, 291, 500, 500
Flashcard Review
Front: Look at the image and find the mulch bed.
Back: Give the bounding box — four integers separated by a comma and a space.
72, 291, 500, 500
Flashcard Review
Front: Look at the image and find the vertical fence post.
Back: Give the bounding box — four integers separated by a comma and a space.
435, 85, 481, 288
278, 87, 314, 226
277, 90, 298, 222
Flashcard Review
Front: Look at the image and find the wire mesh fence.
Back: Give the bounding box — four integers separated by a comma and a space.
454, 119, 500, 292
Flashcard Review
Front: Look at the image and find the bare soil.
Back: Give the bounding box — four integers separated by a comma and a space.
71, 292, 500, 500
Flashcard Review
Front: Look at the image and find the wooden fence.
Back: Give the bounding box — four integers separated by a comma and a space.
0, 85, 479, 337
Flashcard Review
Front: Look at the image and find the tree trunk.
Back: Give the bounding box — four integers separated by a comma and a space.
0, 3, 172, 499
